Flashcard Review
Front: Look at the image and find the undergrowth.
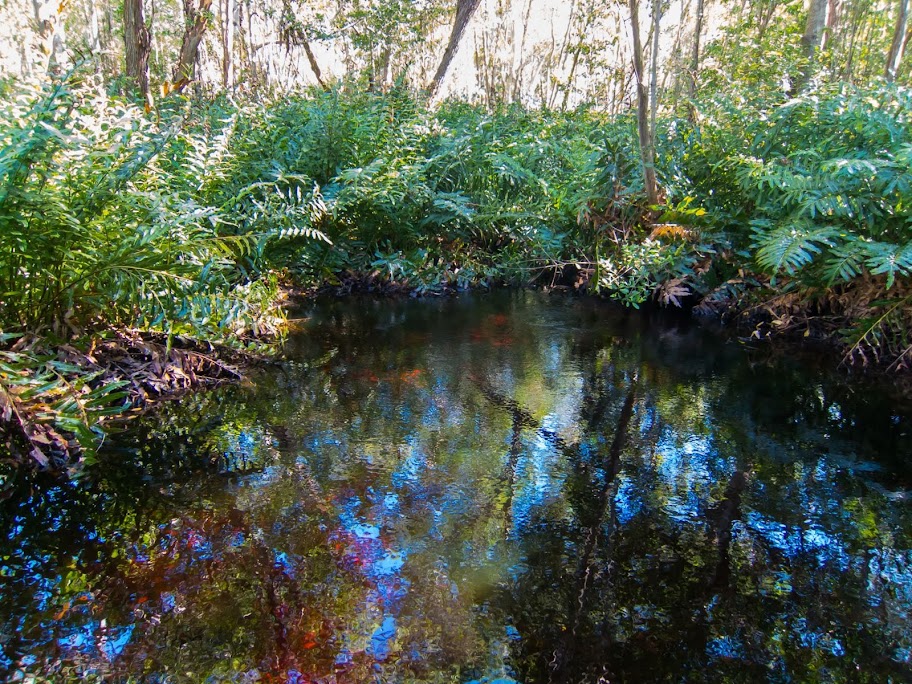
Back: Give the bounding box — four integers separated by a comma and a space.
2, 72, 911, 473
0, 75, 315, 472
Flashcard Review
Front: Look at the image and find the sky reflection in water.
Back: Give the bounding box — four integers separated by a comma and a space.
2, 291, 912, 683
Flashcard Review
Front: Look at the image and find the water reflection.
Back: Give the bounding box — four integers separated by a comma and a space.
2, 291, 911, 682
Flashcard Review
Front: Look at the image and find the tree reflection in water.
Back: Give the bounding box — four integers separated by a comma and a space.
2, 291, 911, 682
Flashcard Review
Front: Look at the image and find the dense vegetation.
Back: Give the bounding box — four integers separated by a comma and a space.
1, 0, 911, 471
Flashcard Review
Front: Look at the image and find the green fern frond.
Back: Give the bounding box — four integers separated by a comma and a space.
822, 238, 866, 285
753, 221, 838, 275
862, 240, 912, 289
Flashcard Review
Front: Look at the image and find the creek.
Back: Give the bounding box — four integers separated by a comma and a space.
2, 291, 911, 682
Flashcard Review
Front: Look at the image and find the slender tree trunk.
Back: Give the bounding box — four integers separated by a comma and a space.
383, 44, 394, 88
665, 0, 686, 106
172, 0, 213, 92
902, 23, 912, 80
475, 23, 495, 107
629, 0, 659, 204
124, 0, 152, 102
559, 0, 589, 110
235, 0, 247, 81
886, 0, 910, 81
610, 17, 625, 114
547, 0, 577, 108
844, 6, 864, 81
245, 0, 263, 89
797, 0, 830, 88
825, 0, 840, 75
858, 15, 879, 82
88, 0, 102, 61
429, 0, 482, 99
303, 39, 328, 89
560, 44, 584, 110
103, 0, 115, 75
688, 0, 705, 98
756, 0, 779, 45
649, 0, 661, 148
32, 0, 69, 74
222, 0, 235, 88
512, 0, 534, 102
367, 41, 377, 91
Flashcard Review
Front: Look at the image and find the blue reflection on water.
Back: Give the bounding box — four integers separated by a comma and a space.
369, 615, 397, 661
4, 291, 912, 682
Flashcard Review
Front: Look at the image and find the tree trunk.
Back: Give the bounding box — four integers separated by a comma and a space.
824, 0, 839, 74
688, 0, 705, 98
222, 0, 235, 88
610, 20, 625, 114
886, 0, 910, 81
376, 46, 391, 90
124, 0, 152, 103
843, 4, 865, 81
665, 0, 686, 107
628, 0, 659, 204
512, 0, 534, 102
903, 23, 912, 80
859, 15, 879, 82
102, 0, 115, 76
172, 0, 213, 92
756, 0, 779, 46
302, 39, 327, 89
797, 0, 830, 88
547, 0, 577, 108
649, 0, 661, 151
32, 0, 69, 74
429, 0, 482, 100
88, 0, 101, 62
560, 43, 583, 110
277, 0, 326, 90
802, 0, 830, 56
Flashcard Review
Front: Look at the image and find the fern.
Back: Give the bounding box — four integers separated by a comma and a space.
0, 77, 293, 342
420, 191, 476, 229
842, 295, 912, 367
0, 344, 129, 467
752, 221, 839, 276
822, 237, 867, 285
861, 240, 912, 289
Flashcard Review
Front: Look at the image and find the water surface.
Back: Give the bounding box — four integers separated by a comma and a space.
2, 291, 912, 682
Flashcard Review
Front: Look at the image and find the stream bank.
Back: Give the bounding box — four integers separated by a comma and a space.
3, 263, 910, 479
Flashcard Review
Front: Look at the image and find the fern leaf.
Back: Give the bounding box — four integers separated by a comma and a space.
822, 238, 865, 286
753, 221, 838, 275
863, 240, 912, 289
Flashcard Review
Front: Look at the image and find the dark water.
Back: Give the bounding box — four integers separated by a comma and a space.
2, 291, 912, 683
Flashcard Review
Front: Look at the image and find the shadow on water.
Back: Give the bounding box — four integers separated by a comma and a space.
2, 291, 912, 682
